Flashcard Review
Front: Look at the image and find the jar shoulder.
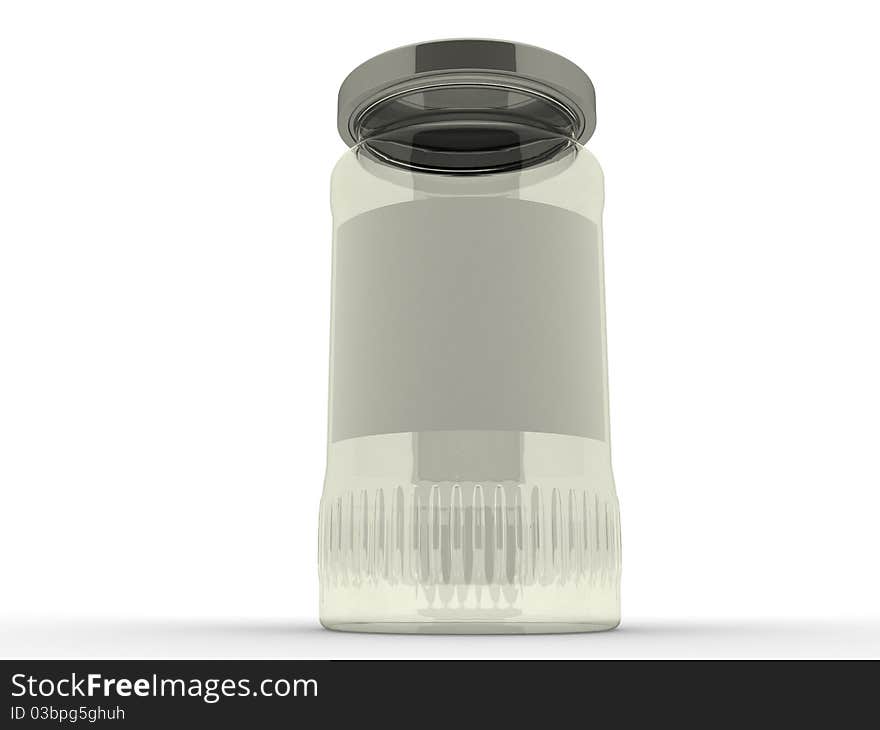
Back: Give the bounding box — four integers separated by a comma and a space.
331, 143, 604, 225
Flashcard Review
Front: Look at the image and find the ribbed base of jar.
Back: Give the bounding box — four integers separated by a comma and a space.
319, 480, 621, 633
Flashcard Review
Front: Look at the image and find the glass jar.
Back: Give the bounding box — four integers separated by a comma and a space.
319, 39, 620, 633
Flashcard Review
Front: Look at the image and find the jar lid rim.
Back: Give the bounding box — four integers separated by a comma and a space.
337, 39, 596, 148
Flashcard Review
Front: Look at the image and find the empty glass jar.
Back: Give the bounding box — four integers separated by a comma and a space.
319, 39, 621, 632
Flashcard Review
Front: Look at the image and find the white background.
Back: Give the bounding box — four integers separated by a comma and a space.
1, 1, 879, 658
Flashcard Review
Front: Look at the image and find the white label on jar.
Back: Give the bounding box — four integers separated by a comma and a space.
330, 197, 605, 442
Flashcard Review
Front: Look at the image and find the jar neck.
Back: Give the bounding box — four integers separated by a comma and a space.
352, 82, 581, 175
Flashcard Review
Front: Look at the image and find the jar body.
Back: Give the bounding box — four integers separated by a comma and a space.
319, 143, 620, 632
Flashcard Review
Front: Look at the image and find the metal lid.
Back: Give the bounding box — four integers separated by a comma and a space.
337, 39, 596, 172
